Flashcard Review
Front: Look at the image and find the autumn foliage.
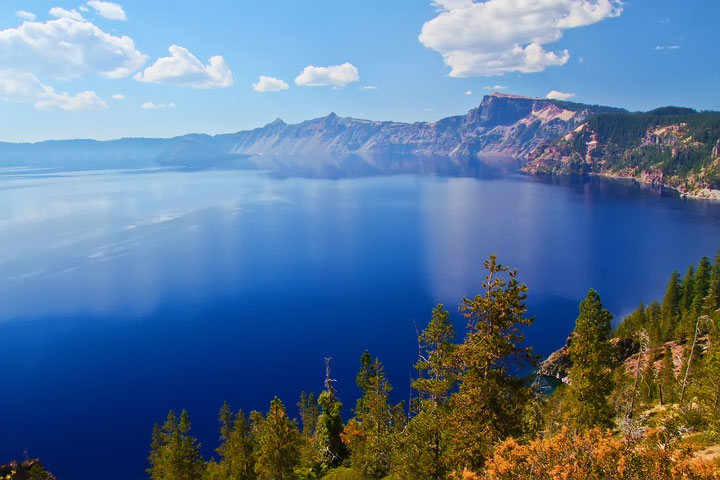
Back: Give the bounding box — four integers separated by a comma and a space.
483, 427, 719, 480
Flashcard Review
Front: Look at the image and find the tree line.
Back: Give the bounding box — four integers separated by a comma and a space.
147, 254, 720, 479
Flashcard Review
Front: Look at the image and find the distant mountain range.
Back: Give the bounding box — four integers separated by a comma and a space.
2, 93, 719, 198
0, 93, 621, 171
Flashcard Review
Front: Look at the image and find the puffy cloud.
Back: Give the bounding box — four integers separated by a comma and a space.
134, 45, 233, 89
546, 90, 576, 100
295, 62, 359, 87
359, 85, 378, 90
252, 75, 289, 92
49, 7, 86, 22
483, 84, 508, 90
655, 45, 680, 50
15, 11, 37, 21
464, 90, 473, 95
0, 17, 147, 79
141, 101, 175, 109
86, 1, 127, 20
419, 0, 623, 76
112, 93, 125, 100
0, 70, 107, 111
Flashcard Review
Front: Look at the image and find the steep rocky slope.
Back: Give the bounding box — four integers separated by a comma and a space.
208, 93, 619, 159
0, 94, 621, 171
523, 108, 720, 199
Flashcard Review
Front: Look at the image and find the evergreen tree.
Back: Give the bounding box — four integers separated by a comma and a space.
347, 351, 404, 479
254, 398, 301, 480
209, 402, 256, 479
314, 358, 347, 471
661, 270, 681, 341
691, 257, 712, 315
646, 301, 662, 345
147, 409, 205, 480
447, 255, 536, 472
566, 289, 615, 430
392, 304, 457, 479
298, 392, 319, 438
677, 264, 696, 339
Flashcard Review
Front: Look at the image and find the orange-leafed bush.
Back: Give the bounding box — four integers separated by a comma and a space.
482, 427, 720, 480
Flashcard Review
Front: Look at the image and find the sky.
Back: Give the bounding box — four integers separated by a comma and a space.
0, 0, 718, 142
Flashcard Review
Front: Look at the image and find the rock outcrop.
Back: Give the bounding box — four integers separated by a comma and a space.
523, 110, 720, 200
0, 459, 56, 480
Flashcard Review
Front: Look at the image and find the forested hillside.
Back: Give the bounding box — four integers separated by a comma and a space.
523, 109, 720, 199
145, 254, 720, 480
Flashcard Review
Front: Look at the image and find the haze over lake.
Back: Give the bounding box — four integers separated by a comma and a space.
1, 166, 720, 479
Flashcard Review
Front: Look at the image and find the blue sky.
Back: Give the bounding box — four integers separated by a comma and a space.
0, 0, 718, 142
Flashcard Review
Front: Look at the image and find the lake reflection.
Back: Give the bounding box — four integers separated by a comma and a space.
0, 166, 719, 480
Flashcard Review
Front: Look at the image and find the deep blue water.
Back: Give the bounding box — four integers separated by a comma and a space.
1, 167, 720, 479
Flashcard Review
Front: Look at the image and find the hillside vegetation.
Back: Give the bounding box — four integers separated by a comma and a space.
144, 254, 720, 480
523, 108, 720, 199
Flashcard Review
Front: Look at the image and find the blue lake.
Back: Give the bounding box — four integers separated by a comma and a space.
1, 166, 720, 479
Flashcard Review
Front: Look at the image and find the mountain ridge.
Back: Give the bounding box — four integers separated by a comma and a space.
0, 93, 623, 170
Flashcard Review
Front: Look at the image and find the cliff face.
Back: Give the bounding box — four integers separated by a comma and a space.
210, 93, 612, 159
522, 110, 720, 199
0, 459, 56, 480
0, 93, 622, 171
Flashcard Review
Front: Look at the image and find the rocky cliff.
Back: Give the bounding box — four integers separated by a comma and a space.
207, 93, 619, 159
522, 108, 720, 199
0, 459, 56, 480
0, 94, 621, 172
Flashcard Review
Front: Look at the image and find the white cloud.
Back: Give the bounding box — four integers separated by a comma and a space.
295, 62, 359, 87
546, 90, 576, 100
87, 1, 127, 20
79, 5, 89, 12
112, 93, 124, 100
15, 11, 37, 21
0, 70, 107, 111
419, 0, 623, 76
252, 75, 289, 92
141, 101, 175, 109
464, 90, 472, 95
134, 45, 233, 89
49, 7, 86, 22
483, 84, 508, 90
359, 85, 378, 90
0, 18, 147, 79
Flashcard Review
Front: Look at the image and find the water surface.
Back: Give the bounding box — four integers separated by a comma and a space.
1, 167, 719, 479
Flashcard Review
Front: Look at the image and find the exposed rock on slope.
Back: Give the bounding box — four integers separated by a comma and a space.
523, 109, 720, 199
0, 93, 621, 171
0, 459, 56, 480
211, 93, 618, 159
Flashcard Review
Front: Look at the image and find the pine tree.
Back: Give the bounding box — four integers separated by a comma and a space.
147, 409, 205, 480
314, 358, 347, 471
298, 392, 319, 438
254, 398, 301, 480
566, 289, 615, 430
347, 352, 404, 479
691, 257, 712, 315
392, 304, 456, 479
677, 264, 696, 339
646, 301, 662, 345
447, 255, 536, 472
209, 402, 256, 479
661, 270, 681, 340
